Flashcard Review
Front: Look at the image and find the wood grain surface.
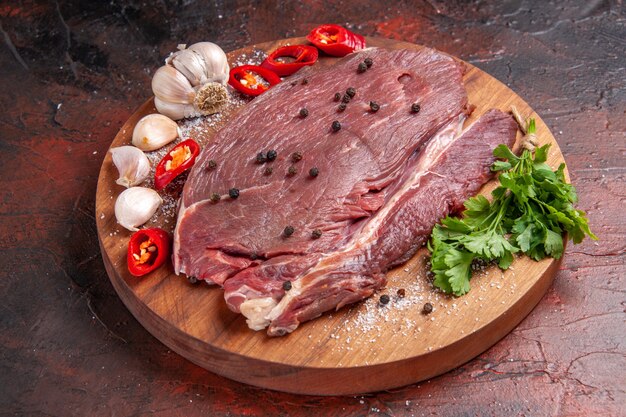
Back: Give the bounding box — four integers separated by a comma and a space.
96, 37, 565, 395
2, 1, 623, 415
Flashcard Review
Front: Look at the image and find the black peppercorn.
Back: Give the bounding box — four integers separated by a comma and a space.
338, 103, 347, 112
299, 108, 309, 118
301, 78, 309, 85
208, 160, 217, 170
291, 151, 303, 162
250, 252, 259, 260
188, 276, 198, 284
334, 92, 341, 101
331, 120, 341, 132
397, 288, 406, 298
264, 166, 273, 176
346, 87, 356, 98
283, 225, 294, 237
266, 149, 277, 161
228, 188, 240, 199
210, 192, 221, 203
256, 152, 267, 163
287, 165, 297, 176
379, 294, 390, 305
369, 101, 380, 112
364, 57, 373, 68
422, 302, 433, 314
342, 94, 351, 103
282, 280, 292, 291
357, 62, 367, 73
311, 229, 322, 239
411, 103, 421, 113
309, 167, 319, 177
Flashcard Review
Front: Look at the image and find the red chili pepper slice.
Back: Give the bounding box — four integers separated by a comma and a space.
127, 228, 171, 277
306, 24, 366, 57
229, 65, 281, 96
260, 45, 318, 77
154, 139, 200, 190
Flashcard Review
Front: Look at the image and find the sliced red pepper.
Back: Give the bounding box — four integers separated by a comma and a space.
127, 228, 171, 277
228, 65, 281, 96
260, 45, 318, 76
154, 139, 200, 190
306, 24, 366, 57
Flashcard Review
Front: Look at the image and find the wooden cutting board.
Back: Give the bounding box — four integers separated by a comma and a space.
96, 37, 565, 395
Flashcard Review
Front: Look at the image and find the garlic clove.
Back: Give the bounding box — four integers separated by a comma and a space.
132, 113, 180, 151
168, 48, 206, 87
114, 187, 162, 232
188, 42, 230, 85
110, 146, 151, 187
152, 65, 196, 104
154, 97, 201, 120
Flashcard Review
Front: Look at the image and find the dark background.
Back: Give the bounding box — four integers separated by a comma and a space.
1, 1, 624, 416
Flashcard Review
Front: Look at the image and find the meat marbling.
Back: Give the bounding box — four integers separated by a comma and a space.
173, 46, 517, 335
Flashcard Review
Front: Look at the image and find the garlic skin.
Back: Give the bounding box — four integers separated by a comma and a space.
132, 113, 180, 151
152, 42, 230, 120
110, 146, 151, 187
115, 187, 162, 232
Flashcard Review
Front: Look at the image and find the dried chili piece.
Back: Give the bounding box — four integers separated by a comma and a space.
127, 228, 171, 277
154, 139, 200, 190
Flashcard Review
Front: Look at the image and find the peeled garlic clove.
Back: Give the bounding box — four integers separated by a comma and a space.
154, 97, 201, 120
152, 66, 196, 104
187, 42, 230, 85
132, 113, 180, 151
115, 187, 162, 232
110, 146, 151, 187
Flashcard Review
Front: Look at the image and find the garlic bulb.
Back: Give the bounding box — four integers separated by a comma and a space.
132, 113, 180, 151
115, 187, 162, 232
110, 146, 151, 187
152, 42, 230, 120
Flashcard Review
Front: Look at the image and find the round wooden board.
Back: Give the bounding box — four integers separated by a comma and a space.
96, 37, 565, 395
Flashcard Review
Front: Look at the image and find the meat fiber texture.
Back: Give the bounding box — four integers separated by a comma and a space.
173, 46, 517, 335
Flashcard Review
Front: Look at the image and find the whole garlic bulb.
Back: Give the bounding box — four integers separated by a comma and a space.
132, 114, 180, 151
115, 187, 162, 232
152, 42, 230, 120
110, 146, 151, 187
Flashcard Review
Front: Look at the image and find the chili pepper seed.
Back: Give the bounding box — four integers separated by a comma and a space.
311, 229, 322, 239
369, 101, 380, 112
301, 78, 309, 85
357, 62, 367, 73
282, 280, 292, 291
291, 151, 303, 162
346, 87, 356, 98
331, 120, 341, 132
379, 294, 390, 305
364, 57, 373, 68
309, 167, 319, 177
283, 225, 295, 237
422, 302, 433, 314
299, 108, 309, 118
411, 103, 421, 113
210, 192, 221, 203
229, 188, 240, 199
287, 165, 297, 176
208, 160, 217, 170
266, 149, 277, 161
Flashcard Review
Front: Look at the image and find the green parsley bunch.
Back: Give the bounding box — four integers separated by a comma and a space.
429, 119, 597, 296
